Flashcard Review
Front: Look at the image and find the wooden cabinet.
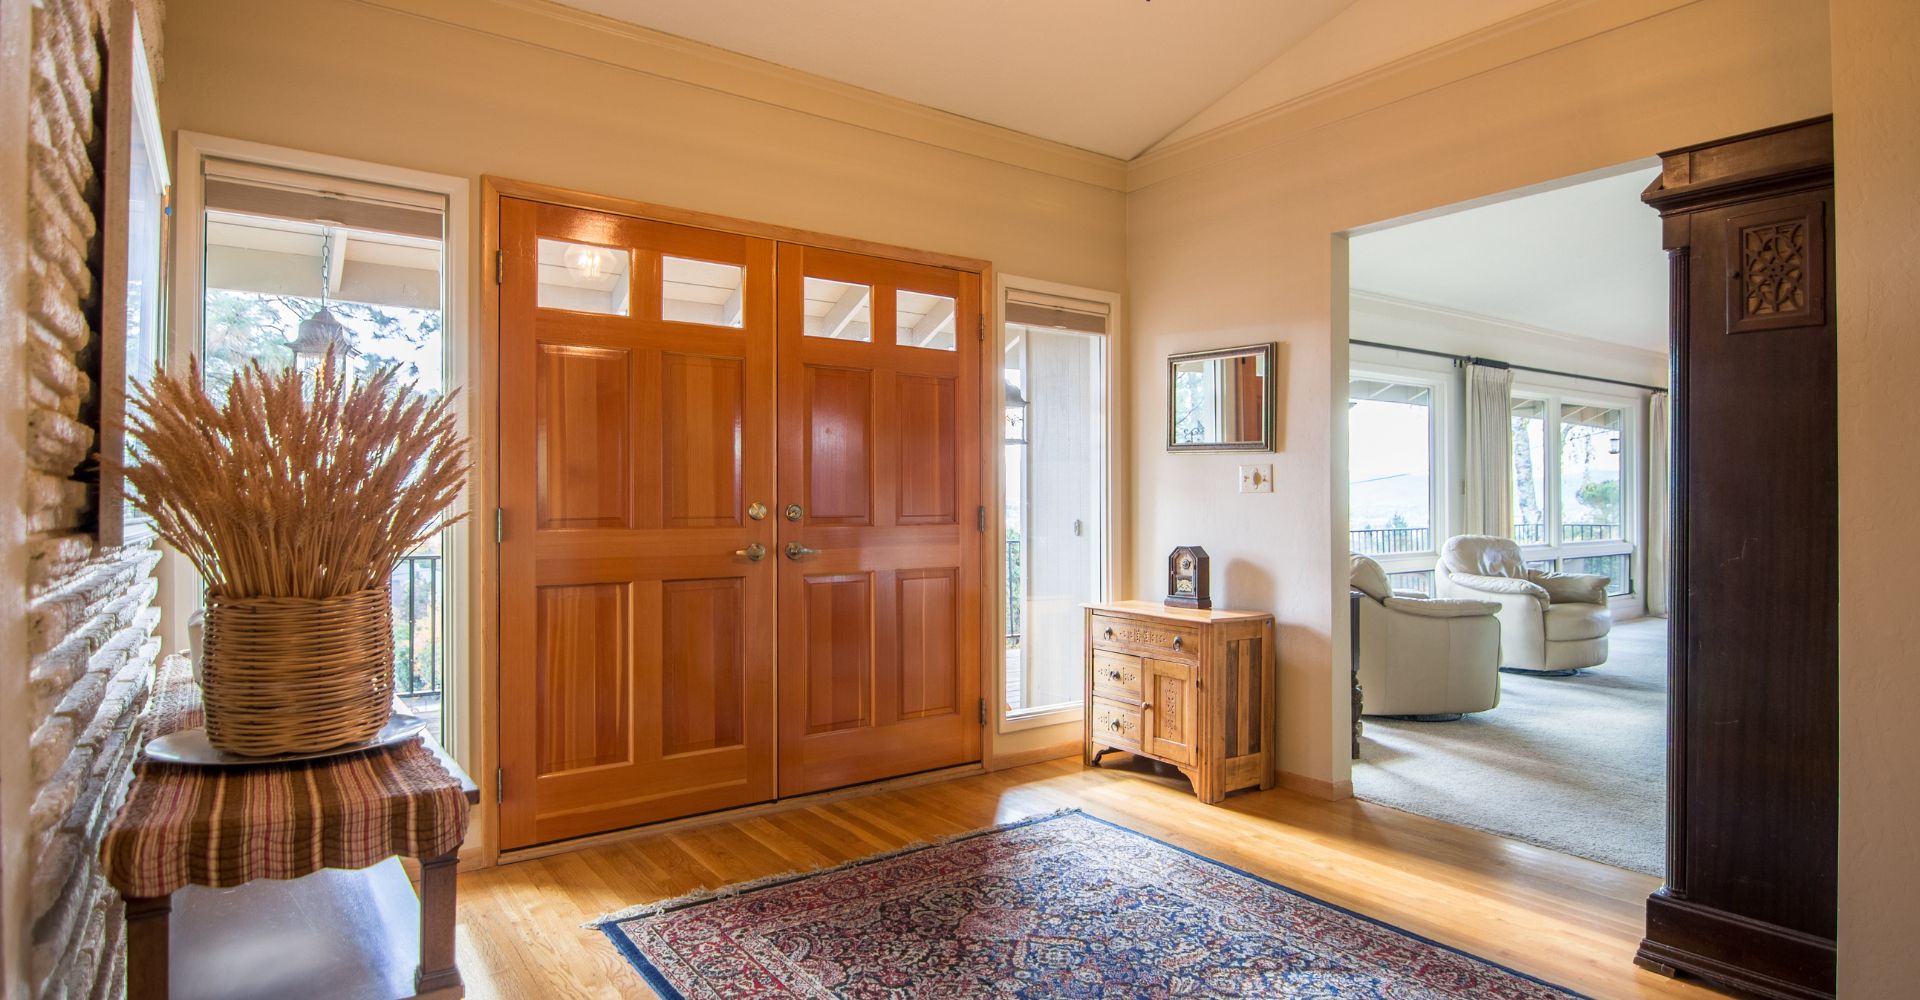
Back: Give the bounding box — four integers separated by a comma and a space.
1083, 602, 1275, 803
1636, 117, 1837, 1000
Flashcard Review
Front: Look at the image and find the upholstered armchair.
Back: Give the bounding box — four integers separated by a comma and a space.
1434, 535, 1613, 674
1350, 555, 1502, 719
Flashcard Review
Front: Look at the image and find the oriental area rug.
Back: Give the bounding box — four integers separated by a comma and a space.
594, 809, 1583, 999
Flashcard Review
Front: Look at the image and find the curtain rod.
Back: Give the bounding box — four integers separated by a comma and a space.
1350, 339, 1666, 394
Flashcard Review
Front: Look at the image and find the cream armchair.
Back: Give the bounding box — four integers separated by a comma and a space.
1350, 555, 1502, 719
1434, 535, 1612, 674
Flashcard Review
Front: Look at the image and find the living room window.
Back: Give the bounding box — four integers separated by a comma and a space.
1509, 390, 1638, 599
1349, 372, 1446, 595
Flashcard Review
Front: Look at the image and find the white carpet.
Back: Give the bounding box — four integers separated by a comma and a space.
1352, 617, 1666, 875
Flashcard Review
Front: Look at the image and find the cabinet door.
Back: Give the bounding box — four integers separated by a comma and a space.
1142, 657, 1197, 766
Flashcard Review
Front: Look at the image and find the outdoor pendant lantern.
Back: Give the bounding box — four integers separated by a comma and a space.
292, 231, 356, 366
1004, 379, 1029, 445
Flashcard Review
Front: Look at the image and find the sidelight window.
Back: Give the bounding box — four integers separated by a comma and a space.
1001, 285, 1113, 725
1510, 392, 1637, 598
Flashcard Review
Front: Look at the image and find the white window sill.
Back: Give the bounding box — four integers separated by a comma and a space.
999, 702, 1082, 734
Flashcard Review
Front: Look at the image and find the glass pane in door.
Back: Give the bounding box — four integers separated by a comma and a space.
1004, 321, 1105, 715
1511, 398, 1548, 545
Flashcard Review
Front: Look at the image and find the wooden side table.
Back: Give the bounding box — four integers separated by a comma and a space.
105, 656, 478, 1000
1083, 601, 1276, 803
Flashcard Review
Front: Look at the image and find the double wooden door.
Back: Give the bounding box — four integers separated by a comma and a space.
499, 199, 982, 848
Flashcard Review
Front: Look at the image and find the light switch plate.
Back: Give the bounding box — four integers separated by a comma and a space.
1238, 464, 1273, 493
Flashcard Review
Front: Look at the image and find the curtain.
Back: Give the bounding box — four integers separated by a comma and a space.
1646, 391, 1672, 616
1461, 363, 1514, 537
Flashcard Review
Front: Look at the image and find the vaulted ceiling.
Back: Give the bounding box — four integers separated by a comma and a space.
550, 0, 1360, 158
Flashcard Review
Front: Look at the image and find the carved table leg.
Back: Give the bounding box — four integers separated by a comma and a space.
125, 893, 172, 1000
415, 851, 464, 997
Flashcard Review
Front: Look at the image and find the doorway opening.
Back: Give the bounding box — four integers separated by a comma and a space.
1341, 161, 1672, 875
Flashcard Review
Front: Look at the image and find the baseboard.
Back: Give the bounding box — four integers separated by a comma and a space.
1278, 770, 1354, 800
1637, 889, 1835, 1000
984, 740, 1080, 771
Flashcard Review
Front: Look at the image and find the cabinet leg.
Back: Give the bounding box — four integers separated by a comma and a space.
416, 851, 464, 997
125, 894, 171, 1000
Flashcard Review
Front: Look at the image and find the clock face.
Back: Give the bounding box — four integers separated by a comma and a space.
1177, 554, 1195, 574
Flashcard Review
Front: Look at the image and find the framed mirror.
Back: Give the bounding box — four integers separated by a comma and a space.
1167, 343, 1276, 452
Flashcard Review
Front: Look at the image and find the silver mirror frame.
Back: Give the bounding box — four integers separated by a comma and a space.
1166, 342, 1277, 452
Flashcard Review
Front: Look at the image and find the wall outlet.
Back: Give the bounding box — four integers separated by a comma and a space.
1238, 464, 1273, 493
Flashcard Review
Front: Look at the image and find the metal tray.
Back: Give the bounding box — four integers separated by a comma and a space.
143, 713, 428, 767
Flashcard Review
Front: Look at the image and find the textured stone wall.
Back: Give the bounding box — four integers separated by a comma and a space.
22, 1, 164, 997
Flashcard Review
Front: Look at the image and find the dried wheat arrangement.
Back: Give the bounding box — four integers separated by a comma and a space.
122, 351, 469, 754
124, 351, 469, 599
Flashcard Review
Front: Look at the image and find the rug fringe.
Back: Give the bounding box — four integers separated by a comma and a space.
586, 807, 1084, 929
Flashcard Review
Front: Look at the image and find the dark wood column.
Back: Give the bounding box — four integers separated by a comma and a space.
1636, 117, 1837, 1000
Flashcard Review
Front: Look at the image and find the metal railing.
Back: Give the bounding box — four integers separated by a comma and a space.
1349, 526, 1432, 555
1513, 522, 1618, 544
391, 554, 442, 698
1004, 537, 1022, 646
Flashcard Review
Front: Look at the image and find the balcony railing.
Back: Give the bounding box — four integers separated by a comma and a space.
1514, 522, 1619, 544
391, 554, 442, 698
1005, 537, 1022, 646
1349, 526, 1432, 555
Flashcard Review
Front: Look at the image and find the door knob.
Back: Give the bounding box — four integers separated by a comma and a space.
735, 543, 766, 562
747, 502, 768, 521
784, 503, 803, 522
785, 542, 820, 560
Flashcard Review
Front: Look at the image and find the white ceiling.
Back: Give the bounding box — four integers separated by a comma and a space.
1349, 166, 1668, 354
551, 0, 1358, 159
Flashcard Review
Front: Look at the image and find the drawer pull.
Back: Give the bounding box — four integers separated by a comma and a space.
1105, 668, 1122, 681
1103, 627, 1115, 640
1142, 702, 1153, 711
1172, 636, 1184, 651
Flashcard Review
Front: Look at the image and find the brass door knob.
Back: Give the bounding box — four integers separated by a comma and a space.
785, 542, 820, 560
734, 543, 766, 562
784, 503, 803, 522
747, 502, 768, 521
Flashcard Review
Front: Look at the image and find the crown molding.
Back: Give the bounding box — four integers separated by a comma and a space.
348, 0, 1129, 192
1350, 289, 1669, 370
1125, 0, 1700, 192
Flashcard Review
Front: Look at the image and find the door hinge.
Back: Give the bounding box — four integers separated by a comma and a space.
495, 767, 504, 803
495, 249, 505, 285
495, 507, 505, 544
977, 506, 986, 531
979, 698, 987, 726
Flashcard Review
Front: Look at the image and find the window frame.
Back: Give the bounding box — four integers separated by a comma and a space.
165, 132, 476, 766
1508, 377, 1647, 616
1347, 357, 1455, 587
993, 275, 1120, 735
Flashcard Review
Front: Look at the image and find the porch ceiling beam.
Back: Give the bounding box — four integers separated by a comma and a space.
719, 282, 744, 328
819, 283, 868, 340
326, 228, 348, 296
910, 297, 955, 347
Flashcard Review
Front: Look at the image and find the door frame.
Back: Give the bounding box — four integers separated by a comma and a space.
477, 176, 995, 865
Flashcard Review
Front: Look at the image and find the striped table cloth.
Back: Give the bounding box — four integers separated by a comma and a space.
101, 655, 470, 899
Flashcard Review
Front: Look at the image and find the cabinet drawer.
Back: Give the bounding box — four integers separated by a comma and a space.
1089, 697, 1144, 752
1090, 613, 1198, 663
1091, 650, 1145, 703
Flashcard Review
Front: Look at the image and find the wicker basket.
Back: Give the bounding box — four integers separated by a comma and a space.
201, 586, 395, 756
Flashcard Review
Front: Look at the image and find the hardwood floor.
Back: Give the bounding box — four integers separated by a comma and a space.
452, 755, 1724, 999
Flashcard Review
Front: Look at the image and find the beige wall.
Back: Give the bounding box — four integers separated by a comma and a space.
1832, 0, 1920, 994
157, 0, 1125, 796
1124, 0, 1831, 792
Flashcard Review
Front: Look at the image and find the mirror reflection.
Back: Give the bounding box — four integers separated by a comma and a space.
1168, 344, 1275, 451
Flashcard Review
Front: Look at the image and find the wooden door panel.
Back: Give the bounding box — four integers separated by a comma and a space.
802, 573, 874, 734
501, 198, 777, 848
534, 344, 633, 531
534, 582, 632, 775
895, 568, 959, 719
659, 578, 746, 756
895, 375, 957, 524
777, 243, 982, 796
804, 365, 874, 524
1145, 659, 1197, 767
660, 353, 745, 528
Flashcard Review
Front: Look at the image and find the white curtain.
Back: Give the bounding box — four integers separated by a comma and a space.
1646, 391, 1672, 617
1461, 363, 1514, 537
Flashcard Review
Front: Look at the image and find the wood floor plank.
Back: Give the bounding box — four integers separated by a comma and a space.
453, 756, 1721, 1000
